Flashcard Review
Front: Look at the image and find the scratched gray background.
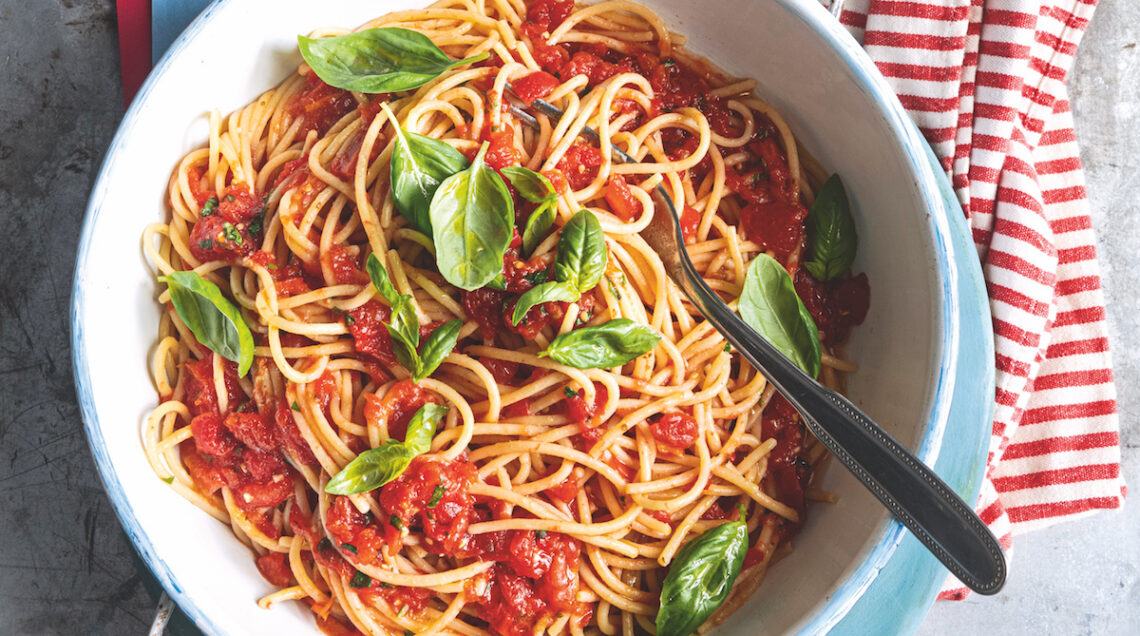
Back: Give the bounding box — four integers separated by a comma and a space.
0, 0, 1134, 634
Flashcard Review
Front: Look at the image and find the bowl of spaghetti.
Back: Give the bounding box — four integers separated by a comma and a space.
73, 1, 994, 635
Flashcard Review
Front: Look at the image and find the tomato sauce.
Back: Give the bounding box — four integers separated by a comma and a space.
511, 71, 560, 104
291, 72, 358, 137
794, 269, 871, 344
362, 380, 438, 441
347, 301, 399, 366
650, 412, 699, 450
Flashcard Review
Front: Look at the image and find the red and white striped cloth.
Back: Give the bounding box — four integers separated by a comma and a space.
835, 0, 1125, 597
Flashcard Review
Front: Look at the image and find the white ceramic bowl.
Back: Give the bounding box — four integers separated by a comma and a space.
73, 1, 994, 634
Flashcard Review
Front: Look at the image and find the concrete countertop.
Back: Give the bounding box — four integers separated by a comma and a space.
0, 0, 1132, 633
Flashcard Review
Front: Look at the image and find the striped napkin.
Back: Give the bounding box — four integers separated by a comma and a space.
123, 0, 1124, 603
837, 0, 1125, 597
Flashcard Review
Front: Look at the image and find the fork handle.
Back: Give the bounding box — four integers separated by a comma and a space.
672, 253, 1006, 594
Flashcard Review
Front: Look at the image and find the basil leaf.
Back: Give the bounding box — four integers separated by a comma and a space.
387, 103, 469, 236
501, 166, 555, 203
521, 201, 557, 257
555, 210, 607, 294
512, 281, 579, 325
656, 520, 748, 636
366, 253, 402, 306
413, 319, 462, 382
803, 174, 857, 282
539, 318, 660, 369
430, 142, 515, 290
160, 271, 254, 377
298, 27, 488, 94
404, 403, 448, 453
486, 273, 507, 291
739, 254, 822, 378
386, 296, 421, 350
324, 442, 418, 495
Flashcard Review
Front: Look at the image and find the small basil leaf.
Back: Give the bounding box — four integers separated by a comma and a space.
803, 174, 857, 281
501, 166, 555, 203
430, 142, 514, 291
387, 296, 421, 350
324, 442, 418, 495
387, 103, 470, 236
656, 520, 748, 636
298, 27, 488, 94
413, 319, 462, 382
539, 318, 660, 369
521, 201, 557, 258
404, 403, 448, 453
160, 271, 255, 376
555, 210, 607, 294
512, 281, 579, 325
365, 253, 402, 306
739, 254, 822, 378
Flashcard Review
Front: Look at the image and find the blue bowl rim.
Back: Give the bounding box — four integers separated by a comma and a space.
70, 1, 980, 634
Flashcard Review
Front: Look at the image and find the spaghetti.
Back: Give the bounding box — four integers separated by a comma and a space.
141, 1, 870, 635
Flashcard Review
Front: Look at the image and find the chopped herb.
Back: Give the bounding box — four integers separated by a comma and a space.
200, 197, 218, 217
222, 222, 243, 245
248, 212, 264, 236
724, 343, 733, 353
404, 631, 414, 636
397, 605, 408, 618
757, 128, 770, 139
226, 194, 235, 202
364, 511, 376, 524
162, 476, 174, 484
662, 58, 676, 66
427, 484, 445, 508
266, 263, 277, 270
318, 538, 332, 551
349, 571, 371, 588
620, 495, 627, 505
379, 582, 393, 589
751, 173, 761, 187
563, 387, 578, 399
390, 514, 405, 531
345, 313, 356, 326
291, 401, 301, 411
198, 239, 213, 249
341, 543, 358, 554
535, 530, 548, 540
524, 269, 549, 286
607, 278, 623, 300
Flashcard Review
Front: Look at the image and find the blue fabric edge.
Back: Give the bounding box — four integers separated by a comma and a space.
78, 1, 993, 634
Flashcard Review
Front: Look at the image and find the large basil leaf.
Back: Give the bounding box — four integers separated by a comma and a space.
803, 174, 857, 282
539, 318, 660, 369
160, 271, 254, 377
555, 210, 606, 293
656, 520, 748, 636
512, 281, 579, 325
413, 319, 462, 382
387, 103, 469, 237
325, 403, 447, 494
501, 166, 555, 204
324, 442, 418, 495
403, 403, 448, 453
739, 254, 822, 378
298, 27, 487, 94
430, 142, 514, 291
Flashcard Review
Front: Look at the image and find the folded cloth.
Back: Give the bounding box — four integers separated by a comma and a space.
838, 0, 1125, 597
125, 0, 1125, 600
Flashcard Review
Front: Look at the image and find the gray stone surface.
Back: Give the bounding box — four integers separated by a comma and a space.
0, 0, 1133, 634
